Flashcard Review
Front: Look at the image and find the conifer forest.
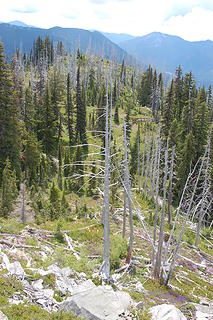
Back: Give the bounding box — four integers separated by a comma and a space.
0, 36, 212, 320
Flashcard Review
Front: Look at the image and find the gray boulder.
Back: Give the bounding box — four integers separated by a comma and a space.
60, 280, 131, 320
0, 310, 8, 320
150, 304, 187, 320
194, 304, 213, 319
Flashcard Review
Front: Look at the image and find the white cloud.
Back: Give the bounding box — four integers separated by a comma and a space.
0, 0, 213, 40
160, 7, 213, 41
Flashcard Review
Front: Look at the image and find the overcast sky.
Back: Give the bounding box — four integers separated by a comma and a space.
1, 0, 213, 41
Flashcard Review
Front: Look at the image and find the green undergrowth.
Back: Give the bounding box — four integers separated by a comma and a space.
4, 305, 82, 320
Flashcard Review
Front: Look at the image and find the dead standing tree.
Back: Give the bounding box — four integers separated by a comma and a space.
195, 135, 212, 247
164, 154, 206, 285
153, 139, 169, 279
102, 79, 111, 281
123, 121, 134, 262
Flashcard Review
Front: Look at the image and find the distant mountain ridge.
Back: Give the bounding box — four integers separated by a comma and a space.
8, 20, 33, 27
0, 23, 130, 63
119, 32, 213, 86
0, 22, 213, 86
101, 32, 135, 45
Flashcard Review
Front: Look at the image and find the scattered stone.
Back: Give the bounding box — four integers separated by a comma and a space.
36, 264, 78, 294
32, 279, 43, 291
60, 279, 131, 320
1, 253, 25, 278
135, 282, 144, 293
150, 304, 187, 320
135, 301, 144, 310
0, 310, 8, 320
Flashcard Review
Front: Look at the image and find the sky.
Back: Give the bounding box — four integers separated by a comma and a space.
1, 0, 213, 41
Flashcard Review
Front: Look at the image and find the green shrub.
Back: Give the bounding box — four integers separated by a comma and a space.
54, 223, 65, 243
110, 235, 128, 270
201, 227, 212, 239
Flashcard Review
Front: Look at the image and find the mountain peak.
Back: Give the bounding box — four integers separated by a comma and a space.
9, 20, 30, 27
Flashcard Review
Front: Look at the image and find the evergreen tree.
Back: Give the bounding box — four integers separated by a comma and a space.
114, 103, 119, 124
41, 86, 58, 155
1, 159, 17, 216
112, 78, 117, 106
57, 141, 63, 190
130, 127, 140, 178
67, 73, 75, 147
176, 131, 196, 198
96, 84, 106, 144
0, 41, 21, 182
125, 105, 131, 142
194, 100, 210, 162
174, 66, 183, 121
76, 65, 87, 149
23, 132, 41, 186
161, 80, 176, 140
24, 85, 36, 132
138, 66, 153, 107
49, 181, 61, 220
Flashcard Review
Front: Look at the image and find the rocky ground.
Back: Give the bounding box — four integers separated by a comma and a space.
0, 189, 212, 319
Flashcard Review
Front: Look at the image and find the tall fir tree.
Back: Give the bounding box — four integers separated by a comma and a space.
0, 41, 21, 182
76, 65, 87, 151
67, 73, 75, 147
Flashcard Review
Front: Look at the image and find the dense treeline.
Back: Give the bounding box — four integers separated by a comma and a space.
0, 36, 212, 232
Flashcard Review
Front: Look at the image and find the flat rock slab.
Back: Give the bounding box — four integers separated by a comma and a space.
194, 304, 213, 320
60, 280, 131, 320
150, 304, 187, 320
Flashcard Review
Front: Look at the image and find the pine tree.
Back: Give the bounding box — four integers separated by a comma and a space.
161, 80, 176, 140
96, 84, 106, 145
125, 105, 131, 142
1, 158, 17, 216
49, 181, 61, 220
23, 132, 41, 186
0, 41, 21, 182
130, 127, 140, 178
112, 78, 117, 106
174, 66, 183, 121
24, 84, 36, 132
138, 66, 153, 107
194, 93, 210, 162
114, 103, 119, 124
67, 73, 75, 147
177, 131, 196, 198
76, 65, 87, 150
57, 142, 63, 190
41, 86, 58, 155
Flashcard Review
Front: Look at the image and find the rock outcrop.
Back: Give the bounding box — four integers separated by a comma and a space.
60, 279, 131, 320
150, 304, 187, 320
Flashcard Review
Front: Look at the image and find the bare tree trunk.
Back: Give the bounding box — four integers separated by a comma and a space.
152, 124, 161, 198
137, 125, 141, 191
195, 140, 211, 247
162, 162, 197, 270
144, 126, 152, 193
149, 139, 155, 194
154, 140, 169, 279
122, 189, 127, 238
167, 146, 175, 226
140, 122, 147, 191
102, 80, 110, 281
152, 135, 161, 265
165, 154, 206, 285
21, 182, 25, 224
124, 122, 133, 261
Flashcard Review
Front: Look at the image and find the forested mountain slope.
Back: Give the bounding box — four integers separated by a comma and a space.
120, 32, 213, 86
0, 37, 212, 320
0, 23, 130, 62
